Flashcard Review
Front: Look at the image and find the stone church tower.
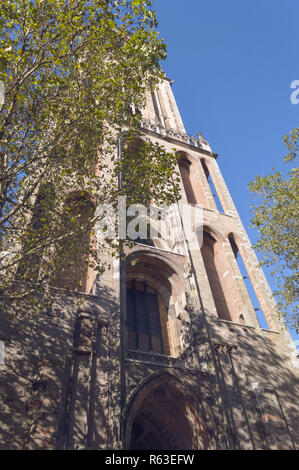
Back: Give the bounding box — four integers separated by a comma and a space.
0, 78, 298, 450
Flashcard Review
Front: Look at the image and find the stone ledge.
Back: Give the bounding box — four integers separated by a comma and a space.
134, 242, 185, 257
216, 318, 280, 335
202, 207, 234, 218
125, 357, 210, 374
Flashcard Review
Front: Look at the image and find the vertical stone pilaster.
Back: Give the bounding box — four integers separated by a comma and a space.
223, 239, 260, 327
164, 80, 186, 133
195, 159, 217, 211
92, 324, 111, 449
205, 157, 233, 215
236, 236, 280, 330
227, 347, 256, 449
251, 382, 296, 450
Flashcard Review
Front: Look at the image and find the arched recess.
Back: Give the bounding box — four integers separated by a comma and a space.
50, 192, 95, 292
200, 229, 232, 321
122, 372, 214, 450
123, 251, 188, 357
16, 183, 55, 282
177, 152, 206, 206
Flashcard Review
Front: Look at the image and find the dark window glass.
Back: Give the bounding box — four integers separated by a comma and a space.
135, 290, 147, 332
148, 293, 161, 335
126, 282, 164, 353
126, 288, 136, 330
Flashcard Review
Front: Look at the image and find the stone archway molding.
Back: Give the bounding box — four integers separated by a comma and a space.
122, 370, 218, 450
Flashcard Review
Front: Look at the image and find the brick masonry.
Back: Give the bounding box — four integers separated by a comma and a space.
0, 79, 298, 450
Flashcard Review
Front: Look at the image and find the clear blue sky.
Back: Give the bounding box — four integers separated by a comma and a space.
153, 0, 299, 342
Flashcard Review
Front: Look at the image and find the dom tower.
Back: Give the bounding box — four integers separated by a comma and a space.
0, 79, 298, 450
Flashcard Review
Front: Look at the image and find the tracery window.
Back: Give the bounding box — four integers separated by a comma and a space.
126, 280, 167, 354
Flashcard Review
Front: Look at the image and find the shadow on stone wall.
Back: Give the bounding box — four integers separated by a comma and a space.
1, 282, 298, 450
209, 317, 298, 449
0, 281, 120, 450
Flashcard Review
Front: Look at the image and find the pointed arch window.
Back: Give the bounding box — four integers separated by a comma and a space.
126, 280, 168, 354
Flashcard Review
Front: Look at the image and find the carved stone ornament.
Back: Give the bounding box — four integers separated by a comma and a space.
179, 317, 193, 352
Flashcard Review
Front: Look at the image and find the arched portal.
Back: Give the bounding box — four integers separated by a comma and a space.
124, 374, 211, 450
130, 383, 193, 450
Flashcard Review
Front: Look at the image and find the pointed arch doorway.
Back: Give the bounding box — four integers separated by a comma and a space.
130, 384, 192, 450
124, 374, 211, 450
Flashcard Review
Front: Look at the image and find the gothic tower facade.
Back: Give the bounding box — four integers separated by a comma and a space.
0, 78, 298, 450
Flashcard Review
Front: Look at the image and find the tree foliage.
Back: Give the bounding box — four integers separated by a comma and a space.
248, 128, 299, 332
0, 0, 181, 314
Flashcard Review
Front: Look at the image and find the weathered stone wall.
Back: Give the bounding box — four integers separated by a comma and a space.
0, 79, 298, 450
0, 288, 120, 450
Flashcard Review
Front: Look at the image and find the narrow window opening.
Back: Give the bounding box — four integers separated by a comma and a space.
201, 159, 224, 213
126, 280, 169, 354
228, 234, 269, 329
